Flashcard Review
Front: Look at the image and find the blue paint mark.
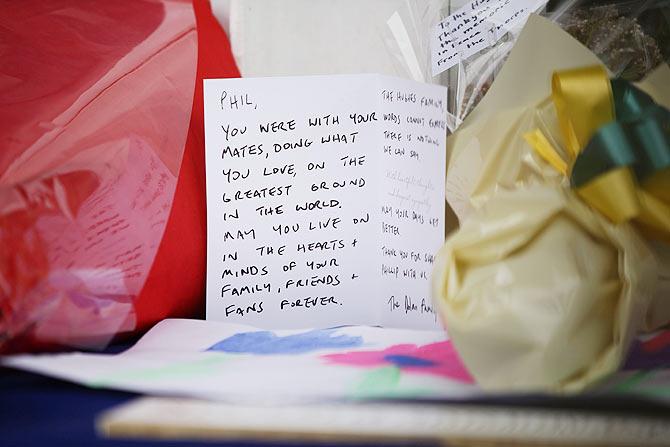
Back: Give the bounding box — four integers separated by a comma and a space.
383, 355, 436, 367
207, 329, 363, 355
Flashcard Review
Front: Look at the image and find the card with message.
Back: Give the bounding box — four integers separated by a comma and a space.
431, 0, 547, 76
203, 74, 447, 330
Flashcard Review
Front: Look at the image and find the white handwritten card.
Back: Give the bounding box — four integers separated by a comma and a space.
204, 74, 447, 330
431, 0, 547, 76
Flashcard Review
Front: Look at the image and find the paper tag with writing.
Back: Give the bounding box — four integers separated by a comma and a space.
203, 74, 447, 330
431, 0, 547, 76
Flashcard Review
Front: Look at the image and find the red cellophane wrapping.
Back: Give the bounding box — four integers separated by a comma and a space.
0, 0, 198, 352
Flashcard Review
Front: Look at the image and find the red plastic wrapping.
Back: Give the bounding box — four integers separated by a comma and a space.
0, 0, 198, 351
132, 0, 240, 333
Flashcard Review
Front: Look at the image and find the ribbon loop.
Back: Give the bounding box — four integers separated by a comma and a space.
570, 123, 636, 188
552, 66, 614, 157
526, 65, 670, 242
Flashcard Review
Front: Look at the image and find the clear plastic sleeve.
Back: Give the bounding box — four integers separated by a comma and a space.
436, 0, 670, 132
381, 1, 456, 127
0, 0, 197, 352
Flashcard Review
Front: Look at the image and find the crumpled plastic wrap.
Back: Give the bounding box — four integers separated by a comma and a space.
432, 184, 657, 391
436, 15, 670, 391
380, 1, 668, 134
0, 0, 197, 352
445, 0, 669, 132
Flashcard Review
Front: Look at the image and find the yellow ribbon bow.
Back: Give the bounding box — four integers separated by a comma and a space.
524, 66, 670, 242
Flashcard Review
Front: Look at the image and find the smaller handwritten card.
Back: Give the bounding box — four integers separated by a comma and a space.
204, 75, 447, 330
431, 0, 547, 76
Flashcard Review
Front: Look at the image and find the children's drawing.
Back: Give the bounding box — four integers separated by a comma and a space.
207, 328, 363, 355
6, 320, 670, 404
322, 341, 474, 383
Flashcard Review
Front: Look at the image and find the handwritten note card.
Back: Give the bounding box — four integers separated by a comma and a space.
204, 75, 447, 330
431, 0, 547, 76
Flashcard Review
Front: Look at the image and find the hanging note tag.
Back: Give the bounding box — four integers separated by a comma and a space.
203, 74, 447, 330
431, 0, 547, 76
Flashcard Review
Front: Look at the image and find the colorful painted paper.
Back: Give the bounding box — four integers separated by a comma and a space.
3, 319, 478, 403
4, 319, 670, 404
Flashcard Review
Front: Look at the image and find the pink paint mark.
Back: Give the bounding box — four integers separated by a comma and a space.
322, 341, 474, 384
642, 330, 670, 353
624, 330, 670, 370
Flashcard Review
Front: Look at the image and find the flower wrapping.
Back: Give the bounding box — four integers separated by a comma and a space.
432, 184, 657, 391
437, 15, 670, 391
0, 0, 197, 352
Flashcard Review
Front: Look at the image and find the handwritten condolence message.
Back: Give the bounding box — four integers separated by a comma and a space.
204, 75, 447, 330
431, 0, 547, 76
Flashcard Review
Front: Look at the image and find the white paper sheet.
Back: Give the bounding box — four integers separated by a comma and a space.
213, 0, 444, 80
431, 0, 548, 76
3, 319, 478, 403
204, 75, 447, 330
4, 319, 670, 405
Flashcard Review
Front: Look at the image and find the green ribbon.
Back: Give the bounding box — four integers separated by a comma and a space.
570, 81, 670, 188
